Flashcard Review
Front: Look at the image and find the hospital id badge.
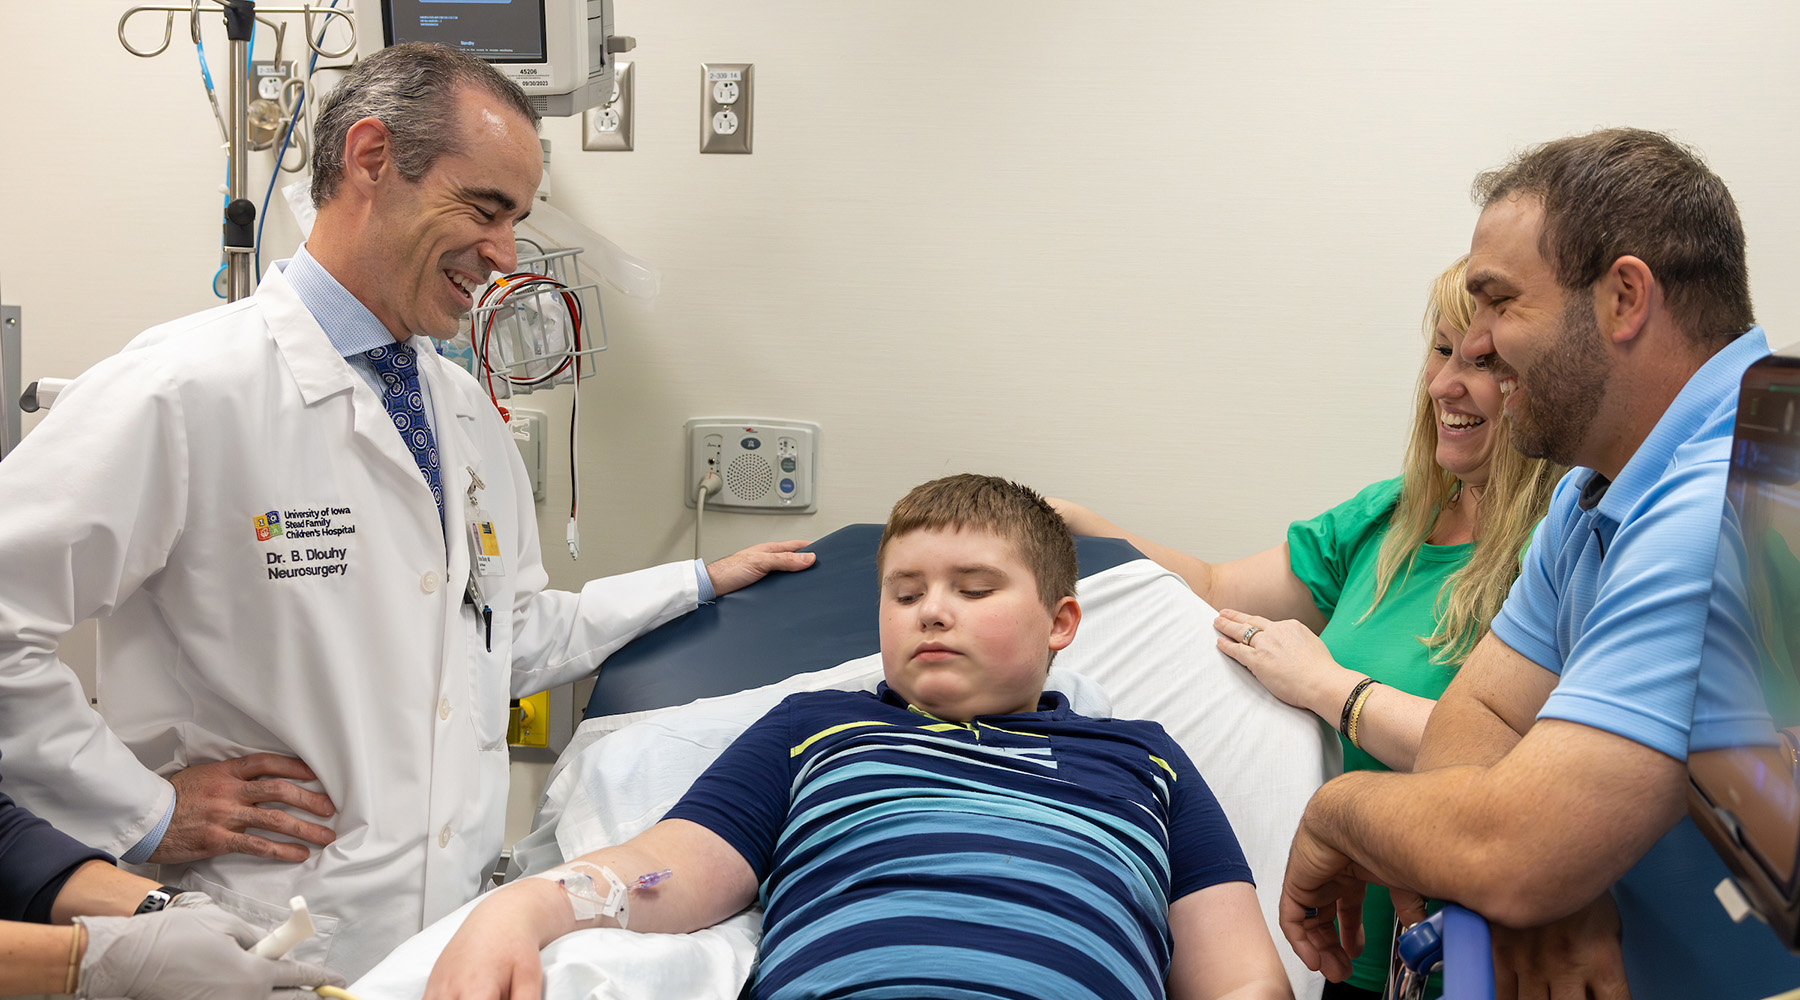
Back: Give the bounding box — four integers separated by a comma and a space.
467, 519, 504, 580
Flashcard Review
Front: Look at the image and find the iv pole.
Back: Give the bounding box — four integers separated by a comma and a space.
118, 1, 355, 301
221, 0, 255, 301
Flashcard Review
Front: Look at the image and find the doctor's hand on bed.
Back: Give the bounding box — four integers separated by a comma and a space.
149, 754, 337, 864
705, 539, 816, 597
423, 819, 757, 1000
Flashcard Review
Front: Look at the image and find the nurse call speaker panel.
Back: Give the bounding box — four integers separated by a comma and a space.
686, 419, 818, 513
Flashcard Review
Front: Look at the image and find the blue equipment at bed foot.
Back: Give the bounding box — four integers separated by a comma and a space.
1388, 905, 1493, 1000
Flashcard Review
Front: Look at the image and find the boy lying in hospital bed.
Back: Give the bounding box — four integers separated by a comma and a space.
421, 474, 1293, 1000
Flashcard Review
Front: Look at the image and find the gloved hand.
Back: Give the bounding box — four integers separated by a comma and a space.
74, 893, 344, 1000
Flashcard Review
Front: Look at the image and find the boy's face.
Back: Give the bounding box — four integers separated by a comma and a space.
878, 526, 1080, 722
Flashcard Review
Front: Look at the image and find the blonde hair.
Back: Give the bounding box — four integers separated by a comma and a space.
1363, 256, 1565, 664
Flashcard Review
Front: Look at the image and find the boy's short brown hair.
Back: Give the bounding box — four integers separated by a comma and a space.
877, 474, 1077, 612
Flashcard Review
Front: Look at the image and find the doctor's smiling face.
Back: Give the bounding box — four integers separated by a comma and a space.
359, 86, 542, 340
878, 526, 1081, 723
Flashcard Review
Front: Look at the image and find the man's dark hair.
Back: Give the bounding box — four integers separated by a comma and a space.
310, 41, 542, 207
1472, 128, 1753, 343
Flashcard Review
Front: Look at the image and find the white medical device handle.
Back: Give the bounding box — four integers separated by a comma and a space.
251, 895, 316, 958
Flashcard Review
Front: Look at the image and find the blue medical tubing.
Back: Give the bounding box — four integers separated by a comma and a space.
197, 37, 233, 297
199, 13, 257, 295
256, 1, 338, 277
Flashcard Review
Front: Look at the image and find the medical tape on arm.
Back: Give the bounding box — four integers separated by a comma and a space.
526, 862, 632, 929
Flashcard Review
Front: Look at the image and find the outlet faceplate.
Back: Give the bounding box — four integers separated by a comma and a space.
686, 418, 816, 512
582, 60, 634, 152
700, 62, 753, 154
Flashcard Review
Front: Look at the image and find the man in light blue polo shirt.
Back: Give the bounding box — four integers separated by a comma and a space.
1278, 128, 1800, 999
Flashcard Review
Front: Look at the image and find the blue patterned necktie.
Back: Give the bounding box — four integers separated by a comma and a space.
364, 342, 444, 522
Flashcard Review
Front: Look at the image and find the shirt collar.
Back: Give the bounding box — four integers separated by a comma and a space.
1596, 327, 1770, 522
875, 681, 1072, 719
278, 245, 402, 359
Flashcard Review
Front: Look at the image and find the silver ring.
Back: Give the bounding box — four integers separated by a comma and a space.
1241, 625, 1261, 645
1302, 907, 1320, 920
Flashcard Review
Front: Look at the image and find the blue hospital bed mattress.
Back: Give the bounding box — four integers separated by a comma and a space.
583, 523, 1143, 718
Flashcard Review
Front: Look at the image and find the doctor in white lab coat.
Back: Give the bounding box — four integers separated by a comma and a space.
0, 43, 812, 980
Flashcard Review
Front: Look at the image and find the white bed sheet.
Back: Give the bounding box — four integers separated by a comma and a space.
353, 557, 1334, 999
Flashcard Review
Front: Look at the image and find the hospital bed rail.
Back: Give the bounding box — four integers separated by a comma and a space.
1388, 904, 1494, 1000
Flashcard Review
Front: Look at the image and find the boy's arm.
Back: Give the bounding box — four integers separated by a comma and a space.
422, 819, 756, 1000
1166, 881, 1293, 1000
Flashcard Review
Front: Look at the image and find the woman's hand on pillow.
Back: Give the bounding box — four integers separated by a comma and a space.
1214, 609, 1356, 720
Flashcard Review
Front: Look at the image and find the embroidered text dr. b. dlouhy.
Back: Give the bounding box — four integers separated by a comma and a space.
262, 506, 355, 580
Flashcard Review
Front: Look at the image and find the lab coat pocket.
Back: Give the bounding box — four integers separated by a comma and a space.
467, 603, 511, 751
173, 870, 342, 969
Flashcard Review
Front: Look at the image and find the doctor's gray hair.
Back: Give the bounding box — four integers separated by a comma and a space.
311, 42, 541, 208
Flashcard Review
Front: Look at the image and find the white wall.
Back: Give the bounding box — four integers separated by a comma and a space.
8, 2, 1800, 589
10, 0, 1800, 852
6, 0, 1800, 865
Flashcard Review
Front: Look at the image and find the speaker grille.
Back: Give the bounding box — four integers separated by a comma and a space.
726, 453, 774, 500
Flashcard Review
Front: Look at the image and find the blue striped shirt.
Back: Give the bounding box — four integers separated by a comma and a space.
666, 684, 1250, 1000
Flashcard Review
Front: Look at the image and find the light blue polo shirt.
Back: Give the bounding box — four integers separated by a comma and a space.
1492, 327, 1800, 997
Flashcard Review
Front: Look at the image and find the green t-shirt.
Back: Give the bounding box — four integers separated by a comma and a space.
1286, 476, 1470, 992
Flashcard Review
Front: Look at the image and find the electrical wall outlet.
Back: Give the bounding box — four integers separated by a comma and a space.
685, 418, 817, 512
700, 62, 753, 154
581, 60, 633, 151
251, 60, 294, 100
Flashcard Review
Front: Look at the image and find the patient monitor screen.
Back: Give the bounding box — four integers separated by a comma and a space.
1689, 355, 1800, 947
383, 0, 547, 63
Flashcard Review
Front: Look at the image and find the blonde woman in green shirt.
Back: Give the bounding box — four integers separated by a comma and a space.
1054, 256, 1562, 997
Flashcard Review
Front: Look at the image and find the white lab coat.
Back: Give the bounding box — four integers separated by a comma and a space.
0, 266, 697, 978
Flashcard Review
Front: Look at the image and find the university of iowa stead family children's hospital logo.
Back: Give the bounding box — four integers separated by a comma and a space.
254, 510, 283, 542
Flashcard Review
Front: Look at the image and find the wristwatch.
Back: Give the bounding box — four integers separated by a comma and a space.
133, 885, 186, 915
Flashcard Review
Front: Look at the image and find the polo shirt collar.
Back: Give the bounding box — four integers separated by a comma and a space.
1595, 327, 1769, 522
875, 681, 1073, 720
